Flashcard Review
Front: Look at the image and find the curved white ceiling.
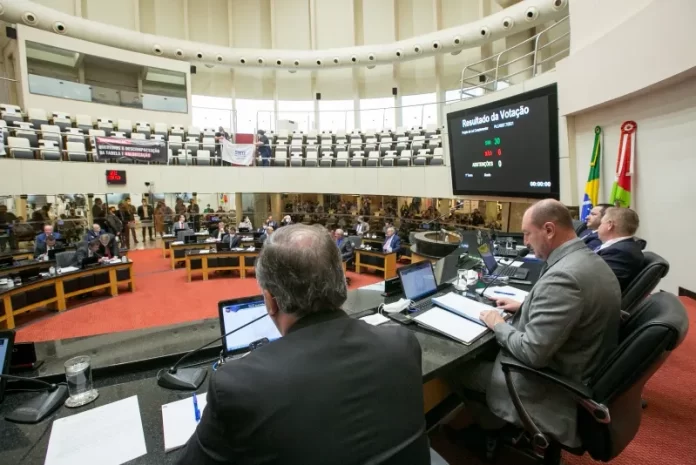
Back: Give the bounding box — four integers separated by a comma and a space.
0, 0, 568, 70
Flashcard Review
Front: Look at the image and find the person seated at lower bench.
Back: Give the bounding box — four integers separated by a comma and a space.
178, 224, 431, 465
74, 239, 103, 267
211, 221, 227, 241
596, 207, 644, 291
171, 214, 189, 233
334, 228, 354, 263
97, 233, 119, 259
35, 234, 65, 261
383, 226, 401, 253
446, 199, 621, 454
34, 224, 62, 258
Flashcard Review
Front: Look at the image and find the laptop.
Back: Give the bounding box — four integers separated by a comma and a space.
434, 251, 461, 286
0, 330, 15, 404
81, 255, 99, 269
396, 261, 449, 312
478, 242, 529, 280
216, 241, 230, 252
184, 235, 198, 244
218, 296, 282, 358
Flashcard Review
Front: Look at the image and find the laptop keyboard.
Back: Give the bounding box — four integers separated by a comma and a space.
411, 290, 450, 312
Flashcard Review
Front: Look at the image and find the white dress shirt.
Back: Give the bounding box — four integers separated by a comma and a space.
598, 236, 633, 251
383, 235, 394, 253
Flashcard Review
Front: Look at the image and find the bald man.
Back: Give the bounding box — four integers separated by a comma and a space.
448, 199, 621, 449
596, 207, 644, 291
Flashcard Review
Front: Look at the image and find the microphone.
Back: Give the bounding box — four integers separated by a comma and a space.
1, 374, 69, 424
157, 312, 270, 390
479, 248, 529, 301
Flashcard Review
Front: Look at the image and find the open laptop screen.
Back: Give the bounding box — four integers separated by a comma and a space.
398, 261, 437, 301
219, 298, 281, 354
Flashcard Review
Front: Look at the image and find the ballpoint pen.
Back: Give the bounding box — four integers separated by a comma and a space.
493, 290, 515, 296
192, 392, 201, 422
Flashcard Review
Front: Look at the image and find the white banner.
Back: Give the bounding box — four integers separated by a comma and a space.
221, 139, 255, 166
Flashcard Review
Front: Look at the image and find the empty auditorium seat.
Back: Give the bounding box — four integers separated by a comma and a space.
196, 149, 211, 165
414, 149, 430, 165
171, 125, 185, 139
177, 149, 192, 165
14, 128, 38, 148
273, 150, 288, 167
97, 117, 114, 136
28, 108, 48, 128
76, 114, 93, 133
319, 151, 334, 167
276, 129, 290, 144
425, 124, 439, 137
66, 141, 88, 162
395, 137, 410, 153
431, 147, 444, 165
411, 135, 426, 151
397, 150, 412, 166
428, 135, 441, 149
8, 137, 34, 159
154, 122, 168, 139
0, 120, 8, 145
320, 132, 334, 144
117, 119, 133, 137
305, 150, 318, 167
394, 127, 407, 138
151, 134, 164, 141
135, 121, 151, 138
130, 132, 146, 140
364, 137, 378, 152
366, 151, 381, 167
169, 135, 183, 155
382, 150, 397, 167
52, 111, 72, 132
185, 137, 199, 158
307, 129, 318, 142
290, 152, 303, 167
350, 151, 365, 167
187, 126, 201, 141
112, 131, 127, 138
39, 140, 61, 161
168, 148, 179, 165
201, 136, 215, 153
335, 151, 349, 167
88, 129, 105, 150
65, 128, 85, 144
1, 104, 23, 125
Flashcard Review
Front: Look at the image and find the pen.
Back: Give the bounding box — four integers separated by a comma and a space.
493, 290, 515, 296
192, 393, 201, 422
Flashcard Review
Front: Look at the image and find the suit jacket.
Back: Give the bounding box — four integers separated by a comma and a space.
597, 239, 644, 291
383, 234, 401, 253
84, 230, 102, 242
137, 204, 154, 221
223, 233, 241, 249
73, 244, 95, 267
172, 222, 189, 233
97, 234, 119, 258
337, 238, 354, 261
579, 229, 602, 251
34, 233, 63, 257
487, 238, 621, 447
211, 228, 227, 241
178, 309, 429, 465
356, 222, 369, 235
266, 220, 278, 230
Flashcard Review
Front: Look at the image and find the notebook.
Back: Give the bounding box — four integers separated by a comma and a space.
431, 292, 501, 327
414, 307, 489, 345
161, 393, 208, 452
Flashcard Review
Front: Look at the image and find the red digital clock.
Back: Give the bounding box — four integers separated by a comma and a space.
106, 170, 127, 185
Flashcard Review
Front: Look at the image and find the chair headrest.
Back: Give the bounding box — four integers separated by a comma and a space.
620, 251, 670, 313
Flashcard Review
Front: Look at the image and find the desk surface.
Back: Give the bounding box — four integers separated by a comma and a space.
0, 251, 542, 464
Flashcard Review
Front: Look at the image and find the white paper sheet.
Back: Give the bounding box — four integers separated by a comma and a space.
360, 313, 390, 326
360, 281, 385, 292
161, 393, 208, 452
414, 307, 489, 345
171, 241, 184, 245
432, 292, 497, 325
58, 266, 79, 273
477, 285, 529, 302
497, 259, 524, 268
45, 395, 147, 465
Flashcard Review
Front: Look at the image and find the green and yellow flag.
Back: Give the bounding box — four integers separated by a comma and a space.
580, 126, 602, 221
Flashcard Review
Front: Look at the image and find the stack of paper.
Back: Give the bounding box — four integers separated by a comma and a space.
414, 307, 489, 345
171, 241, 184, 245
476, 285, 529, 302
432, 292, 497, 326
44, 395, 147, 465
59, 266, 79, 273
161, 393, 208, 452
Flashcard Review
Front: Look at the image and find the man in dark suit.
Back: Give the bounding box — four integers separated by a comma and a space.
96, 233, 119, 259
334, 228, 354, 262
596, 207, 644, 291
84, 223, 103, 242
137, 199, 155, 242
382, 226, 401, 253
73, 239, 101, 267
34, 234, 64, 260
34, 225, 62, 257
178, 224, 431, 465
223, 226, 241, 249
579, 203, 612, 251
264, 215, 278, 231
211, 221, 227, 241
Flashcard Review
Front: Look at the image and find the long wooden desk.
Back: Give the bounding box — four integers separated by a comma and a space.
0, 249, 35, 261
185, 249, 260, 281
0, 260, 53, 278
0, 261, 135, 329
170, 241, 215, 269
355, 249, 397, 279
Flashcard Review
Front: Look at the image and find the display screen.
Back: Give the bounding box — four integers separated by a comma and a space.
221, 300, 281, 353
105, 170, 127, 185
0, 338, 8, 374
447, 84, 559, 199
399, 261, 437, 301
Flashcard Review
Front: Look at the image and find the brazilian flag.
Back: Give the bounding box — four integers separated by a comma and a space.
580, 126, 602, 222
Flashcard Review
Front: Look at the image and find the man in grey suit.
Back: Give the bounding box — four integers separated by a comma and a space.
448, 199, 621, 449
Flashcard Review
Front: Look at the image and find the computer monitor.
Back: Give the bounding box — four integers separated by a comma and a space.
0, 330, 15, 404
238, 227, 250, 233
397, 261, 438, 301
218, 296, 281, 356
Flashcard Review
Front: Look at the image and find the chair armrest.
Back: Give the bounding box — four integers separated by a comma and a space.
500, 357, 592, 399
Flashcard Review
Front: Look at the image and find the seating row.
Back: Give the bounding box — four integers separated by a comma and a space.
274, 147, 445, 167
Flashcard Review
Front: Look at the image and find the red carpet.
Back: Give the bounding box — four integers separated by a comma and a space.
10, 251, 696, 464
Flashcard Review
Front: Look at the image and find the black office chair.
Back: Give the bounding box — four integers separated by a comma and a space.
621, 251, 669, 315
573, 219, 587, 236
500, 292, 688, 465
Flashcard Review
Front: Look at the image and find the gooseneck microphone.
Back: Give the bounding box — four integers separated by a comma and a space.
1, 374, 69, 424
157, 313, 269, 390
480, 247, 529, 299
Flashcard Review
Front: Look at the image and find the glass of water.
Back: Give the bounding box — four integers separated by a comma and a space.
64, 355, 99, 408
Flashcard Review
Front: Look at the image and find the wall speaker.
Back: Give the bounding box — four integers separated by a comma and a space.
315, 92, 321, 100
6, 27, 17, 40
392, 87, 398, 96
190, 65, 197, 74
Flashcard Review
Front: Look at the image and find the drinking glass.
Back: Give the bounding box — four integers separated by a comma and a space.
64, 355, 99, 407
